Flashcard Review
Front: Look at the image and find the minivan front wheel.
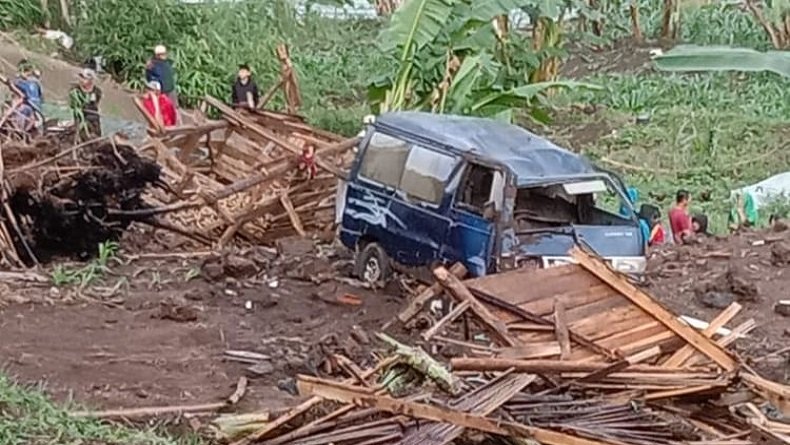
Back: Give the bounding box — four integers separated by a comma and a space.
355, 242, 391, 286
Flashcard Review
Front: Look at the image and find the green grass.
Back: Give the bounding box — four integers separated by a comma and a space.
0, 374, 201, 445
554, 69, 790, 234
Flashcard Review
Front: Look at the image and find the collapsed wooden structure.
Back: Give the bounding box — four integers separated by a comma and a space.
228, 248, 789, 445
137, 97, 356, 247
132, 44, 353, 247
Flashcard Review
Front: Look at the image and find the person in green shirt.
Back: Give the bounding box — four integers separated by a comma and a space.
728, 192, 758, 231
69, 68, 102, 141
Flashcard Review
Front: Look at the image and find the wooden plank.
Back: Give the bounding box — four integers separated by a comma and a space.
573, 346, 661, 384
466, 265, 602, 307
663, 302, 741, 368
297, 376, 622, 445
741, 373, 790, 417
231, 357, 396, 445
554, 301, 571, 359
398, 263, 467, 323
422, 300, 471, 341
204, 96, 344, 178
279, 192, 306, 236
521, 284, 616, 317
575, 306, 647, 340
434, 266, 517, 347
450, 358, 692, 374
570, 247, 737, 372
685, 319, 756, 367
399, 373, 536, 445
470, 287, 619, 361
498, 342, 562, 359
644, 384, 719, 401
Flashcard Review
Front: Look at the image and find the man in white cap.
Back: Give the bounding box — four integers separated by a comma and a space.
69, 67, 102, 141
145, 44, 178, 113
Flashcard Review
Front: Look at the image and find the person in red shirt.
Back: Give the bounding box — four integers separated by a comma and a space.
669, 189, 693, 244
142, 80, 176, 128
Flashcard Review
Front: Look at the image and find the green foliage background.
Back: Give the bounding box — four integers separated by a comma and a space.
1, 0, 788, 232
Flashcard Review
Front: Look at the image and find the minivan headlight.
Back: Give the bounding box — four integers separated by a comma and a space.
611, 257, 646, 274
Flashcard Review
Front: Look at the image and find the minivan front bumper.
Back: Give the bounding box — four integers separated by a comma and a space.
500, 254, 646, 274
541, 255, 646, 274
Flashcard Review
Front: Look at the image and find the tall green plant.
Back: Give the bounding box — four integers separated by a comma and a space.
0, 0, 43, 30
369, 0, 599, 120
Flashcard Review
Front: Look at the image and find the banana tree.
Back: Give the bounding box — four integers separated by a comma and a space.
744, 0, 790, 49
653, 45, 790, 78
369, 0, 600, 121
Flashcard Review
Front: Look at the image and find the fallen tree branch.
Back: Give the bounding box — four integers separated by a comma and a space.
71, 377, 248, 419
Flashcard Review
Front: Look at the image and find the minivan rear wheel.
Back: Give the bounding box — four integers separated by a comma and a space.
355, 242, 391, 286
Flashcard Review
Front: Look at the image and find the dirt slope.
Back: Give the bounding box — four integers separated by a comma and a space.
0, 32, 143, 123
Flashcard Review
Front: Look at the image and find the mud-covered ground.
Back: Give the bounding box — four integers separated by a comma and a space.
1, 225, 787, 415
645, 227, 790, 382
0, 228, 404, 412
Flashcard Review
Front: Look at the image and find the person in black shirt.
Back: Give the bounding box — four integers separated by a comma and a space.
231, 64, 260, 110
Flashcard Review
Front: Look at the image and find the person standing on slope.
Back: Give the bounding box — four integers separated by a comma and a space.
231, 64, 260, 110
69, 68, 102, 141
142, 80, 176, 128
145, 45, 178, 121
12, 59, 44, 134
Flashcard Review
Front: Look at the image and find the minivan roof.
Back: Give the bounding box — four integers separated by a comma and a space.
375, 112, 598, 186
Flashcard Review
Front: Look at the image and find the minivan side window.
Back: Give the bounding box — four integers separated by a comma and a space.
358, 132, 410, 188
400, 145, 457, 205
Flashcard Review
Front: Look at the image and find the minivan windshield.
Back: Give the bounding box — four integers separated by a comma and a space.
513, 178, 635, 233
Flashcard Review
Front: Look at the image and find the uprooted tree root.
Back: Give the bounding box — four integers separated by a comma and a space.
4, 138, 163, 265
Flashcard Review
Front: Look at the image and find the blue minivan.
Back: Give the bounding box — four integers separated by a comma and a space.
336, 112, 645, 284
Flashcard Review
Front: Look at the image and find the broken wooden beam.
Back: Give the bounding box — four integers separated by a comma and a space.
450, 357, 707, 375
433, 266, 517, 347
297, 375, 623, 445
231, 356, 397, 445
398, 262, 467, 323
553, 300, 571, 360
663, 302, 741, 368
570, 247, 737, 372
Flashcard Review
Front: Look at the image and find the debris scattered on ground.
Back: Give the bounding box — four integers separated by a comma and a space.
216, 249, 789, 445
1, 133, 163, 267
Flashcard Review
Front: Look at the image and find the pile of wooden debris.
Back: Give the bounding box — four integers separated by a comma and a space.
0, 45, 356, 266
136, 96, 356, 248
221, 248, 789, 445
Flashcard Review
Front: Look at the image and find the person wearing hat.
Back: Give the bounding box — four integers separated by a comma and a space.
141, 80, 176, 128
145, 45, 177, 110
230, 63, 260, 110
69, 68, 102, 140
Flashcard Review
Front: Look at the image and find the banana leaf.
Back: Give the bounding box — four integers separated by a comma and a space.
470, 80, 601, 112
379, 0, 456, 54
653, 45, 790, 78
